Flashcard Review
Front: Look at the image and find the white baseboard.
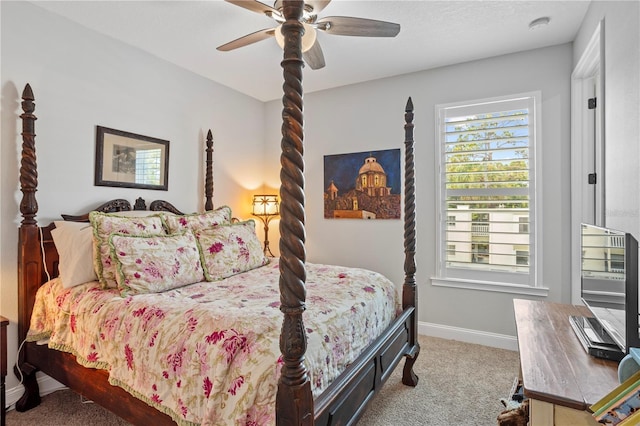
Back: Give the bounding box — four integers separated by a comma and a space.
418, 321, 518, 351
5, 375, 67, 411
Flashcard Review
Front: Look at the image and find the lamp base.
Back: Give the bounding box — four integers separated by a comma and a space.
264, 241, 275, 258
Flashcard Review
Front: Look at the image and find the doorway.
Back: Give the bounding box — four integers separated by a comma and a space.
571, 20, 605, 304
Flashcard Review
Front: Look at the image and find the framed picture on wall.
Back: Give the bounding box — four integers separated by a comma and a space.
95, 126, 169, 190
324, 148, 401, 219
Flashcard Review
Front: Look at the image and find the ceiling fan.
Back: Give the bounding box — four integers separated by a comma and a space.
217, 0, 401, 70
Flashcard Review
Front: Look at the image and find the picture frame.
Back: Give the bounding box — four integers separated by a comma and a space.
95, 126, 169, 191
324, 148, 401, 219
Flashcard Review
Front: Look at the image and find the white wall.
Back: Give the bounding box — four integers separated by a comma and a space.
574, 1, 640, 236
265, 43, 574, 343
1, 1, 265, 398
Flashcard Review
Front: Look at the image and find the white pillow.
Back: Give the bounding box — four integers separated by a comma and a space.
51, 221, 98, 288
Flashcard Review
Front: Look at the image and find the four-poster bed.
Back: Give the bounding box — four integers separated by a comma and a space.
14, 1, 419, 424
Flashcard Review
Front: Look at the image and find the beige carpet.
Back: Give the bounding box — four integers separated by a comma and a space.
6, 335, 520, 425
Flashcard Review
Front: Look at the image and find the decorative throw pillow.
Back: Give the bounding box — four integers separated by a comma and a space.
197, 219, 269, 281
89, 211, 166, 288
110, 231, 205, 296
51, 221, 98, 288
162, 206, 232, 234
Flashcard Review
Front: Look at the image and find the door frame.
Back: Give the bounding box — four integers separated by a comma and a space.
571, 20, 605, 304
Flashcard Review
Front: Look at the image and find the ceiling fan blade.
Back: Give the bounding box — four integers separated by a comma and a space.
306, 0, 331, 14
317, 16, 400, 37
225, 0, 280, 17
303, 39, 325, 70
217, 28, 276, 51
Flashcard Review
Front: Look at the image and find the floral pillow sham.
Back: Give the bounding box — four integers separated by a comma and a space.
89, 211, 166, 288
197, 219, 269, 281
110, 231, 205, 296
162, 206, 232, 234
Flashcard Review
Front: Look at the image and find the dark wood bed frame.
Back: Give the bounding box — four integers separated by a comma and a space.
14, 2, 419, 424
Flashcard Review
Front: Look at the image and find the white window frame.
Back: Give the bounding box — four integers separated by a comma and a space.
432, 92, 546, 296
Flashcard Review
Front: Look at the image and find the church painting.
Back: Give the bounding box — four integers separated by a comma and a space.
324, 149, 401, 219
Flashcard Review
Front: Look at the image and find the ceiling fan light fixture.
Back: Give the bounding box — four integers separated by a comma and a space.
275, 23, 317, 52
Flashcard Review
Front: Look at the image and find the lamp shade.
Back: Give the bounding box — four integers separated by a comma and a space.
274, 23, 316, 53
252, 195, 279, 217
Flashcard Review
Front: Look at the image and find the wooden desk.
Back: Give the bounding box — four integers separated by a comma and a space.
513, 299, 619, 425
1, 315, 8, 426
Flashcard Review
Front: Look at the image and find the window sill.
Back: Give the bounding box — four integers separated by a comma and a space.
430, 277, 549, 297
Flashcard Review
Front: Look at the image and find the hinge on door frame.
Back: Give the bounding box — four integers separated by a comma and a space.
588, 97, 597, 109
588, 173, 597, 184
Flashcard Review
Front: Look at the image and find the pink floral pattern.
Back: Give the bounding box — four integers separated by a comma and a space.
197, 220, 269, 281
162, 206, 232, 234
27, 260, 399, 426
110, 231, 204, 296
89, 212, 166, 288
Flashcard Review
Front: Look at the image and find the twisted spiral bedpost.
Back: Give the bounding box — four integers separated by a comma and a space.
18, 83, 40, 343
276, 1, 313, 425
16, 83, 43, 411
403, 97, 416, 306
205, 129, 214, 211
20, 84, 38, 226
402, 97, 420, 387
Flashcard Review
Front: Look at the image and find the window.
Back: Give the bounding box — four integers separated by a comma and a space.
516, 250, 529, 266
610, 253, 624, 273
518, 216, 529, 234
135, 148, 162, 185
435, 92, 541, 289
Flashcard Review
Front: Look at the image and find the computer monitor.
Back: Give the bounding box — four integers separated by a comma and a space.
577, 223, 639, 357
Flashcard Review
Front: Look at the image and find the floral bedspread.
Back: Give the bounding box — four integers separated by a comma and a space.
28, 260, 400, 425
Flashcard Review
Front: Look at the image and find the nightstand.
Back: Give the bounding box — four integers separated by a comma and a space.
1, 315, 8, 426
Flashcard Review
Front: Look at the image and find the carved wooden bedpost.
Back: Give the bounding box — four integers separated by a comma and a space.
19, 84, 38, 227
18, 83, 39, 342
401, 97, 420, 387
16, 83, 43, 410
276, 1, 313, 425
205, 129, 214, 211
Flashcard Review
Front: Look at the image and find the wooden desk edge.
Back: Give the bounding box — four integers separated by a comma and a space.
513, 299, 619, 412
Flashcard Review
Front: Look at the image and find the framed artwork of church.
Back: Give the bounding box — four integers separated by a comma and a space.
323, 149, 401, 219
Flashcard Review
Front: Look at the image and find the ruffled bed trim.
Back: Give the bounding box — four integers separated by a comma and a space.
109, 377, 199, 426
40, 341, 197, 426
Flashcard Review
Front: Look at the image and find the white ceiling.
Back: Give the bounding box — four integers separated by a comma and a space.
30, 0, 591, 102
